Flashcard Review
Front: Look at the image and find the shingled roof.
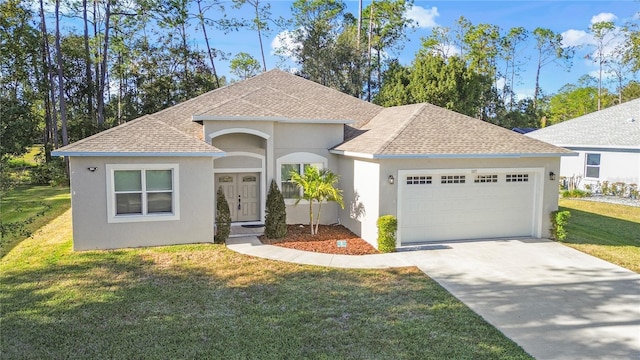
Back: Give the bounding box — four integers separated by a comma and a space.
54, 69, 383, 155
331, 103, 572, 158
53, 69, 571, 158
51, 116, 223, 156
526, 98, 640, 149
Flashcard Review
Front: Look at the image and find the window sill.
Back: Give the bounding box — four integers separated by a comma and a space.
108, 213, 180, 224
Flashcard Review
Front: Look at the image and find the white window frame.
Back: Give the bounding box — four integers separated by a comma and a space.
585, 153, 601, 179
276, 152, 328, 205
106, 164, 180, 223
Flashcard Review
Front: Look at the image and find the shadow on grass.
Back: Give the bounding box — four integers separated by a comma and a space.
0, 245, 532, 360
559, 207, 640, 247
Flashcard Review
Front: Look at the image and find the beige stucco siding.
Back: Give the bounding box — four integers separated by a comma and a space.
212, 133, 265, 155
337, 158, 381, 247
69, 156, 214, 250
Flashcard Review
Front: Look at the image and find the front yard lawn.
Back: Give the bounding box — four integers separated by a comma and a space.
0, 210, 532, 359
559, 199, 640, 273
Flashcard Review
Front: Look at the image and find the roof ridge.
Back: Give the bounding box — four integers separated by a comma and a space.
152, 69, 282, 118
262, 85, 354, 121
195, 87, 264, 115
376, 104, 427, 153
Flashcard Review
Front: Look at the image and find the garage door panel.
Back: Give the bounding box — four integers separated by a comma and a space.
400, 170, 538, 244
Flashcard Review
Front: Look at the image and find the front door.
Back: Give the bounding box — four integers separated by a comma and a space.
216, 173, 260, 222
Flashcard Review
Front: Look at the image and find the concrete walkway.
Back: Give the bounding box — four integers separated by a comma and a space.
227, 236, 640, 360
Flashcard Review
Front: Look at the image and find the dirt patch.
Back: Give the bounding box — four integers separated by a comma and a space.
259, 224, 379, 255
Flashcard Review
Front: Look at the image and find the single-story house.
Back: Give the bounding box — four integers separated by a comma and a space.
53, 69, 573, 250
526, 99, 640, 190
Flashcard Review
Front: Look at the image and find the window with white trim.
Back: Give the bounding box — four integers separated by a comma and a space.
106, 164, 179, 223
280, 163, 323, 199
585, 153, 601, 178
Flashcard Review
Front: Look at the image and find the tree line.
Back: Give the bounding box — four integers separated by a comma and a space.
1, 0, 639, 169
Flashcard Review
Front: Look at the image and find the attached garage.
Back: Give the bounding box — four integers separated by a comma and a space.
398, 168, 543, 244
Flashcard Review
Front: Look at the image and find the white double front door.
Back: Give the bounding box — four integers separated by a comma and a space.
216, 173, 260, 222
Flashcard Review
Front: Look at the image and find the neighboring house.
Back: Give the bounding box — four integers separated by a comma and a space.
527, 99, 640, 190
53, 70, 572, 250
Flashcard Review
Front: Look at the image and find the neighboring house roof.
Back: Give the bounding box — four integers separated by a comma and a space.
526, 98, 640, 149
331, 103, 572, 158
512, 127, 536, 134
51, 116, 224, 157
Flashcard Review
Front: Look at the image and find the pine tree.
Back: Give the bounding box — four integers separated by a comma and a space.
215, 186, 231, 244
264, 179, 287, 239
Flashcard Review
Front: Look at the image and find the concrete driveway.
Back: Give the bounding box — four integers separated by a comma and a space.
401, 238, 640, 360
228, 236, 640, 359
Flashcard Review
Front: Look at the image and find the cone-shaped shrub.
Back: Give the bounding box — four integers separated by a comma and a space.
215, 186, 231, 244
265, 179, 287, 239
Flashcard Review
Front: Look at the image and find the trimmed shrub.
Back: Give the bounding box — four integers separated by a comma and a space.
561, 189, 590, 198
377, 215, 397, 253
264, 179, 287, 239
550, 210, 571, 242
215, 186, 231, 244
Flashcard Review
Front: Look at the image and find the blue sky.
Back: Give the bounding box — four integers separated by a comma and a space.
219, 1, 640, 99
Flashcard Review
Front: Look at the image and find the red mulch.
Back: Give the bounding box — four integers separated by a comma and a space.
259, 224, 379, 255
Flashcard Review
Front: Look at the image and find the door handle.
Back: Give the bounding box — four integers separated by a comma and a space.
238, 195, 241, 210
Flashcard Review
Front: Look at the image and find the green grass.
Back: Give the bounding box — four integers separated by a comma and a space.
7, 146, 42, 167
1, 210, 532, 359
0, 185, 71, 257
559, 199, 640, 273
4, 146, 43, 184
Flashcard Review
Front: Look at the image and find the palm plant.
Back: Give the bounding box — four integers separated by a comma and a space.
290, 166, 344, 235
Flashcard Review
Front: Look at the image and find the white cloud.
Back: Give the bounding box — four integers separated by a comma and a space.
405, 5, 439, 29
271, 29, 302, 60
561, 29, 592, 47
429, 43, 461, 58
590, 12, 618, 24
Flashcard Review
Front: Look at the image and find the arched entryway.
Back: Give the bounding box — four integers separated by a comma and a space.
210, 129, 269, 224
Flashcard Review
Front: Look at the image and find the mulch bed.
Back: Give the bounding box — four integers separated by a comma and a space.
259, 224, 380, 255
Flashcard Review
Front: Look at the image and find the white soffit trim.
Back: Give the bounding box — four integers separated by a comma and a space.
208, 128, 271, 140
51, 151, 225, 157
192, 115, 355, 124
330, 150, 576, 159
559, 145, 640, 153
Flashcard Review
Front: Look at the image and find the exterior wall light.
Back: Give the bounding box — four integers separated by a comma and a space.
88, 167, 98, 172
388, 175, 395, 184
549, 171, 556, 181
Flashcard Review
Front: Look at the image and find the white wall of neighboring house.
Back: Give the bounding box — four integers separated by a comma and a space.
560, 149, 640, 189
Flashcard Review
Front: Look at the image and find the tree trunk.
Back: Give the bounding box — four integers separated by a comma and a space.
39, 0, 59, 152
97, 0, 111, 129
55, 0, 68, 147
309, 200, 314, 235
533, 50, 542, 111
314, 202, 323, 235
366, 3, 374, 102
196, 0, 220, 88
83, 0, 94, 123
255, 4, 267, 72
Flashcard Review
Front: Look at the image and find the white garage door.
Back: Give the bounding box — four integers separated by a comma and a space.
399, 169, 541, 244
